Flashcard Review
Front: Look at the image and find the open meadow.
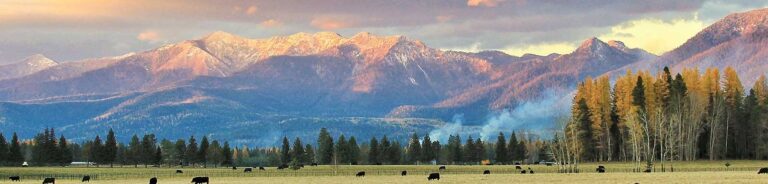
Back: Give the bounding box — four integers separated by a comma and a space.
2, 161, 768, 183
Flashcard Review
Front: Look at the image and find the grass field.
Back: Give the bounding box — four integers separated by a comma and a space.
2, 161, 768, 183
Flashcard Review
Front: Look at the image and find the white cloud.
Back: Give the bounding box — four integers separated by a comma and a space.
598, 16, 705, 55
501, 42, 577, 56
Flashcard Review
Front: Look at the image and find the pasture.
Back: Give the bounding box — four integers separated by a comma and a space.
2, 161, 768, 183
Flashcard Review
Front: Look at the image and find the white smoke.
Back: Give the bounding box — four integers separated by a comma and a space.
429, 114, 465, 143
479, 91, 572, 141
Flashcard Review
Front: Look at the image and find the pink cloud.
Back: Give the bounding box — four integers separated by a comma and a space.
137, 31, 161, 43
310, 17, 350, 30
245, 6, 258, 15
467, 0, 502, 7
261, 19, 282, 27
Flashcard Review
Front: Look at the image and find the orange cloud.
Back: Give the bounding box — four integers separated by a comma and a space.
467, 0, 502, 7
311, 17, 350, 30
137, 31, 162, 43
261, 19, 282, 27
245, 6, 258, 15
436, 15, 453, 23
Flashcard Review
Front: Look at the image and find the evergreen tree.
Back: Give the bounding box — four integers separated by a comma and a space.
127, 135, 141, 167
222, 141, 232, 166
104, 129, 118, 167
291, 137, 305, 164
281, 136, 291, 164
448, 134, 462, 163
406, 133, 422, 164
389, 141, 402, 164
8, 133, 23, 165
421, 135, 434, 162
91, 135, 103, 166
348, 136, 360, 164
207, 140, 223, 167
574, 98, 595, 160
198, 136, 209, 167
317, 128, 334, 164
517, 139, 527, 162
508, 133, 519, 161
116, 144, 127, 165
336, 135, 348, 164
475, 137, 485, 161
464, 135, 476, 162
305, 144, 315, 164
379, 136, 391, 164
175, 139, 186, 166
58, 135, 72, 166
0, 133, 8, 165
154, 147, 163, 165
186, 136, 198, 166
495, 132, 508, 164
368, 137, 380, 164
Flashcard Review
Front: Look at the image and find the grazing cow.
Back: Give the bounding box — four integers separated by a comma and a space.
439, 166, 446, 171
643, 169, 652, 173
483, 170, 491, 175
244, 167, 253, 173
427, 173, 440, 181
311, 163, 318, 166
232, 166, 237, 170
529, 169, 535, 174
401, 171, 407, 176
259, 167, 266, 171
42, 178, 55, 184
176, 170, 184, 174
597, 166, 606, 173
514, 162, 521, 165
9, 176, 20, 182
277, 164, 289, 170
149, 177, 157, 184
82, 175, 91, 182
356, 171, 366, 177
758, 168, 768, 174
515, 166, 523, 170
521, 170, 527, 174
191, 177, 209, 184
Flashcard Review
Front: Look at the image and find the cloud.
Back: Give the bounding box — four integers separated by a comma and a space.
311, 17, 351, 30
137, 31, 162, 43
260, 19, 282, 27
245, 6, 258, 15
467, 0, 502, 7
501, 42, 577, 56
599, 17, 705, 55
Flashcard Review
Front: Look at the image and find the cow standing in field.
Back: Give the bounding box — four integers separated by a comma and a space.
515, 166, 523, 170
149, 177, 157, 184
439, 166, 446, 171
191, 177, 209, 184
428, 173, 440, 181
244, 167, 253, 173
758, 168, 768, 174
483, 170, 491, 175
597, 166, 606, 173
42, 178, 55, 184
311, 163, 318, 166
521, 170, 527, 174
176, 170, 184, 174
528, 168, 535, 174
356, 171, 366, 177
82, 175, 91, 182
232, 166, 237, 170
259, 167, 266, 171
401, 171, 407, 176
277, 164, 289, 170
9, 176, 20, 182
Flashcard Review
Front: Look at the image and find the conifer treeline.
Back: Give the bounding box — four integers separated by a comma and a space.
556, 67, 768, 170
0, 128, 551, 167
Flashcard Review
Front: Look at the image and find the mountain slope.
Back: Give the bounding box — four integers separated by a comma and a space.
0, 54, 58, 80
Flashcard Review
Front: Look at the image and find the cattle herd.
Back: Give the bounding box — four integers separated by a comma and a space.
9, 165, 768, 183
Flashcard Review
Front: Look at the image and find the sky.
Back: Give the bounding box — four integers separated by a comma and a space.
1, 0, 767, 64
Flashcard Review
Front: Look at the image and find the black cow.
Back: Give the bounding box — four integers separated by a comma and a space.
521, 170, 527, 174
375, 162, 382, 165
277, 164, 289, 170
42, 178, 55, 184
401, 171, 407, 176
439, 166, 446, 171
298, 164, 305, 168
428, 173, 440, 181
529, 169, 535, 174
310, 163, 318, 166
597, 166, 606, 173
191, 177, 209, 184
483, 170, 491, 175
259, 167, 266, 171
244, 167, 253, 172
232, 166, 237, 170
515, 166, 523, 170
758, 168, 768, 174
176, 170, 184, 174
356, 171, 366, 177
9, 176, 20, 182
643, 168, 652, 173
149, 177, 158, 184
82, 175, 91, 182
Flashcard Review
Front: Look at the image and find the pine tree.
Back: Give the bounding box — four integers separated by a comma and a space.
348, 137, 359, 164
0, 133, 8, 166
508, 133, 519, 162
464, 135, 476, 162
291, 137, 305, 164
8, 133, 23, 165
317, 128, 334, 164
406, 133, 422, 164
104, 129, 118, 167
92, 135, 104, 166
379, 136, 391, 164
186, 136, 198, 166
421, 135, 434, 162
368, 137, 380, 164
58, 135, 72, 166
448, 134, 462, 163
198, 136, 209, 167
174, 139, 186, 166
127, 135, 141, 167
475, 137, 485, 161
495, 132, 508, 164
281, 136, 291, 164
222, 141, 232, 166
389, 141, 402, 164
336, 135, 348, 164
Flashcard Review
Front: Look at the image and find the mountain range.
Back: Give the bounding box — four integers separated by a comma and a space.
1, 8, 767, 145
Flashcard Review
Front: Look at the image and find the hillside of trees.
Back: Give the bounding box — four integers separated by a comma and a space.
554, 66, 768, 172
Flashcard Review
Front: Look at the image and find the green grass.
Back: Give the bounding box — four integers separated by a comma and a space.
1, 160, 768, 183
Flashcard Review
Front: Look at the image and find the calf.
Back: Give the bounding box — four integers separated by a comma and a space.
401, 170, 407, 176
9, 176, 20, 182
82, 175, 91, 182
439, 166, 446, 171
529, 169, 535, 174
42, 178, 55, 184
483, 170, 491, 175
191, 177, 209, 184
244, 167, 253, 173
356, 171, 366, 177
515, 166, 523, 170
758, 168, 768, 174
259, 167, 266, 171
521, 170, 527, 174
176, 170, 184, 174
427, 173, 440, 181
149, 177, 157, 184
